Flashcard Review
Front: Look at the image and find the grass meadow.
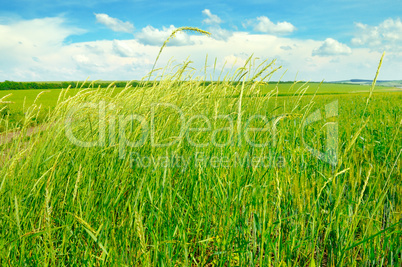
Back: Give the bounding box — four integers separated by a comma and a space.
0, 81, 398, 132
0, 56, 401, 266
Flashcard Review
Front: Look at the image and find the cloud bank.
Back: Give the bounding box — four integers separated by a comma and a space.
202, 9, 222, 25
352, 18, 402, 52
95, 13, 134, 33
247, 16, 296, 35
0, 13, 401, 82
313, 38, 352, 56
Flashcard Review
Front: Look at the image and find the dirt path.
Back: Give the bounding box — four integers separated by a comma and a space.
0, 124, 51, 145
1, 124, 54, 165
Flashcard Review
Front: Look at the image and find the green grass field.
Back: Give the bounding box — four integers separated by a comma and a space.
0, 82, 398, 108
0, 82, 399, 132
0, 58, 401, 266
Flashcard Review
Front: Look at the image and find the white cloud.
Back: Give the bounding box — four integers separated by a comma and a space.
202, 9, 222, 25
113, 40, 135, 57
223, 55, 247, 68
0, 16, 399, 82
249, 16, 296, 35
208, 26, 233, 41
135, 25, 194, 46
72, 54, 91, 64
280, 45, 292, 51
95, 13, 134, 33
153, 32, 385, 81
0, 17, 85, 80
201, 10, 231, 41
351, 18, 402, 52
312, 38, 352, 56
0, 17, 82, 49
0, 17, 155, 81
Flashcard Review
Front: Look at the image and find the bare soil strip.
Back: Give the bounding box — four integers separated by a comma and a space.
0, 123, 50, 145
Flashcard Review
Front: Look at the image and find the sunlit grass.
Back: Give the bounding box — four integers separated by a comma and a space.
0, 56, 401, 266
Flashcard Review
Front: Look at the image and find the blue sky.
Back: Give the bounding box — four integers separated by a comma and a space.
1, 0, 402, 81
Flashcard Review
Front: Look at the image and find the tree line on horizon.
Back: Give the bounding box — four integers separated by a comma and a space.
0, 80, 143, 90
0, 80, 307, 91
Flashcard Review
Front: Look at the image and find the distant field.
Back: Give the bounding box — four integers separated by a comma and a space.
0, 85, 126, 131
255, 82, 400, 96
336, 79, 402, 88
0, 81, 399, 109
0, 82, 400, 132
0, 88, 75, 131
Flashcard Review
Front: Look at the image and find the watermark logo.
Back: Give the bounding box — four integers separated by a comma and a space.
129, 151, 286, 171
64, 100, 338, 167
302, 100, 338, 166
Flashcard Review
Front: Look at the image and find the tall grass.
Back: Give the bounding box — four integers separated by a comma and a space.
0, 56, 401, 266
